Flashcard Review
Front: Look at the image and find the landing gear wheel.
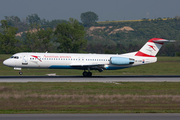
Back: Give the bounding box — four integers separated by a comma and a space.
83, 71, 88, 77
19, 71, 23, 75
83, 71, 92, 77
87, 72, 92, 77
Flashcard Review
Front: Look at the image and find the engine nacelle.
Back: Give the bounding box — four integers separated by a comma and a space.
110, 57, 134, 65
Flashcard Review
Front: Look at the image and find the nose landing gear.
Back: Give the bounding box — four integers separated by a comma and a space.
19, 71, 23, 75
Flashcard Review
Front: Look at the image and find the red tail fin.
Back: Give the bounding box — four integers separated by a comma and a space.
135, 38, 169, 57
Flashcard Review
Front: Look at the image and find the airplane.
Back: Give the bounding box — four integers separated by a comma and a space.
3, 38, 174, 77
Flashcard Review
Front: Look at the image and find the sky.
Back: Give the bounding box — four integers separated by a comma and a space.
0, 0, 180, 22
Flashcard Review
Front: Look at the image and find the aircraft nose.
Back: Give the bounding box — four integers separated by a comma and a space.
3, 60, 8, 66
3, 59, 11, 66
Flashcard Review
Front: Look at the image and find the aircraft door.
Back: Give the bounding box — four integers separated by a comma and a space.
22, 54, 28, 65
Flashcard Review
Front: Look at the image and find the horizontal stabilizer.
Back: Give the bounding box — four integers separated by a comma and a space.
152, 39, 176, 43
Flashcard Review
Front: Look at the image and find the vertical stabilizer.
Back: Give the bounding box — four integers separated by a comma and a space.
135, 38, 170, 57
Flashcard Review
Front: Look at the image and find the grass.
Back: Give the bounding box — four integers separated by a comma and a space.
0, 54, 180, 113
0, 82, 180, 113
0, 54, 180, 76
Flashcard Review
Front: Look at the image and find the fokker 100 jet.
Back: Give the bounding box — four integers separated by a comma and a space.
3, 38, 173, 77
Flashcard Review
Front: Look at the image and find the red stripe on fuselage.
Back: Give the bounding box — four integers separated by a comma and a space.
31, 55, 42, 62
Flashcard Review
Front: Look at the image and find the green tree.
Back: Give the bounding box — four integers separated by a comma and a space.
26, 14, 41, 25
38, 27, 53, 51
5, 16, 21, 27
0, 20, 20, 54
54, 18, 87, 53
4, 15, 28, 32
25, 25, 53, 52
80, 11, 99, 26
25, 29, 38, 52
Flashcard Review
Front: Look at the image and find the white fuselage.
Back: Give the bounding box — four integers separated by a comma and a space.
2, 38, 171, 76
3, 52, 157, 70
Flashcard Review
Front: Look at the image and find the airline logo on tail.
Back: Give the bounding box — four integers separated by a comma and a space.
148, 45, 156, 51
135, 38, 170, 57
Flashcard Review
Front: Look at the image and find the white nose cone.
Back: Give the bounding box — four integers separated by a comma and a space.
3, 60, 8, 66
3, 59, 13, 67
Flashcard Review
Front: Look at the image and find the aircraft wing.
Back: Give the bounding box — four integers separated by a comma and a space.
70, 63, 105, 72
70, 63, 105, 67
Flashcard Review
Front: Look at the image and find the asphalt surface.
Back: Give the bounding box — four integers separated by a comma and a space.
0, 75, 179, 82
0, 76, 180, 120
0, 114, 180, 120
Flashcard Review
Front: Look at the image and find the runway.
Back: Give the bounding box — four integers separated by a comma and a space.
0, 77, 180, 120
0, 75, 180, 82
0, 114, 180, 120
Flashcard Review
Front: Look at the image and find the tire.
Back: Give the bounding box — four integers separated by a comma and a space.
19, 71, 23, 75
83, 72, 88, 77
87, 72, 92, 77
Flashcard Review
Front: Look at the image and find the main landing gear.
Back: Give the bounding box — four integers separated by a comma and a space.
83, 71, 92, 77
83, 67, 92, 77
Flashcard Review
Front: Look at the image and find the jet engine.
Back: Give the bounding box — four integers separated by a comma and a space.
110, 57, 134, 65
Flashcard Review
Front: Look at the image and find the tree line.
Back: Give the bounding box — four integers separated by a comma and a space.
1, 12, 98, 33
0, 18, 87, 54
0, 12, 180, 56
0, 12, 98, 54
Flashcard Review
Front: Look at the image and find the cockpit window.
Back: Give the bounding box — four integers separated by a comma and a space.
10, 56, 19, 59
14, 56, 19, 59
